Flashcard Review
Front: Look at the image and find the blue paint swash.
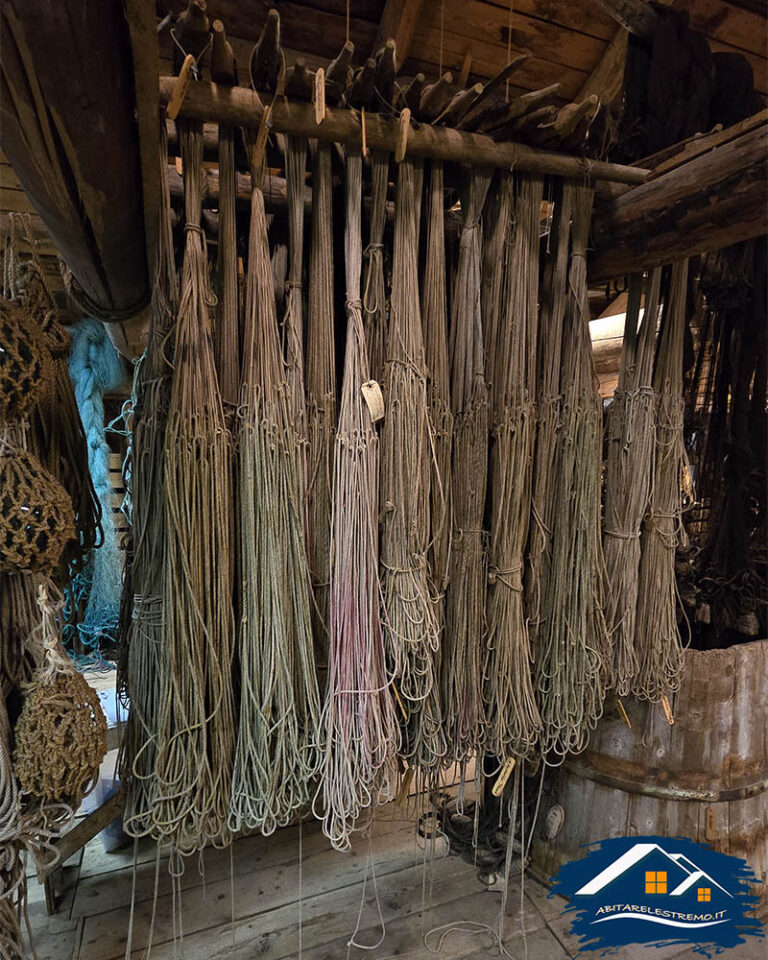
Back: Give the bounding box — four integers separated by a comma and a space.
549, 834, 764, 956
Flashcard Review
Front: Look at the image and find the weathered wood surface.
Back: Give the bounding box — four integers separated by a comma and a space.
590, 120, 768, 281
373, 0, 425, 61
158, 77, 650, 184
533, 640, 768, 909
0, 2, 148, 334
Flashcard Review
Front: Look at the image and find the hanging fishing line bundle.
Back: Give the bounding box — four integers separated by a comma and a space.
155, 119, 236, 851
634, 260, 690, 701
317, 151, 398, 851
381, 157, 442, 773
534, 184, 609, 759
603, 269, 661, 695
443, 167, 492, 766
119, 118, 178, 840
306, 141, 336, 662
229, 145, 321, 837
363, 149, 389, 385
484, 173, 543, 763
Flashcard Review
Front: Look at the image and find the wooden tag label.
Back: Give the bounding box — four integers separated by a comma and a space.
361, 379, 384, 422
661, 694, 675, 726
314, 67, 326, 125
491, 757, 516, 797
167, 54, 195, 121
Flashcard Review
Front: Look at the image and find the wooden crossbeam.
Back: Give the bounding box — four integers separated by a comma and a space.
157, 77, 650, 184
590, 119, 768, 280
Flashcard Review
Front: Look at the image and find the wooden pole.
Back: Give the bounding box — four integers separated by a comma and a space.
158, 77, 650, 185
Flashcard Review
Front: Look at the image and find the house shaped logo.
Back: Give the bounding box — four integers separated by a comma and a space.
549, 835, 763, 956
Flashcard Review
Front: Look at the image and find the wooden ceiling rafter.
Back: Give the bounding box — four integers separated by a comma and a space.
373, 0, 425, 62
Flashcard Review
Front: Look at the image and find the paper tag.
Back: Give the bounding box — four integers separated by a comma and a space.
661, 694, 675, 726
361, 379, 384, 422
167, 54, 195, 121
491, 757, 516, 797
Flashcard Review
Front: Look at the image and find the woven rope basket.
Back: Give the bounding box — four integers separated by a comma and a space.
0, 442, 76, 574
14, 670, 107, 806
0, 296, 54, 422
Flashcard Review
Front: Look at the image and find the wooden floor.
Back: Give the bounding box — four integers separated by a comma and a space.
27, 805, 764, 960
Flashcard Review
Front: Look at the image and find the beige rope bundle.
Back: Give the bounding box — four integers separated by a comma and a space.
634, 260, 690, 701
363, 150, 389, 385
14, 586, 106, 808
527, 180, 573, 656
284, 134, 310, 507
422, 161, 452, 606
119, 118, 178, 840
306, 141, 337, 663
230, 150, 321, 837
317, 151, 399, 851
381, 157, 443, 771
0, 428, 75, 576
484, 173, 543, 762
155, 119, 235, 852
534, 183, 609, 759
603, 269, 661, 695
443, 167, 492, 765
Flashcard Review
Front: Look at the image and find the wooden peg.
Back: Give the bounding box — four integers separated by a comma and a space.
400, 73, 425, 114
476, 83, 563, 134
172, 0, 210, 75
314, 67, 326, 124
395, 107, 411, 162
418, 72, 455, 122
361, 106, 368, 157
459, 48, 473, 87
435, 82, 483, 125
459, 56, 530, 128
210, 19, 237, 86
285, 59, 314, 101
175, 156, 183, 176
374, 39, 397, 108
325, 40, 355, 93
249, 8, 281, 93
348, 57, 377, 110
167, 53, 195, 120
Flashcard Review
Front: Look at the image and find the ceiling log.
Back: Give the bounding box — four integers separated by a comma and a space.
0, 0, 149, 356
590, 119, 768, 280
158, 76, 649, 184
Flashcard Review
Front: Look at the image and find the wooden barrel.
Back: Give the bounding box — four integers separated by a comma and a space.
532, 639, 767, 910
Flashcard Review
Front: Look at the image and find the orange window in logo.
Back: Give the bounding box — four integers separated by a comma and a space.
645, 871, 668, 894
698, 888, 711, 902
